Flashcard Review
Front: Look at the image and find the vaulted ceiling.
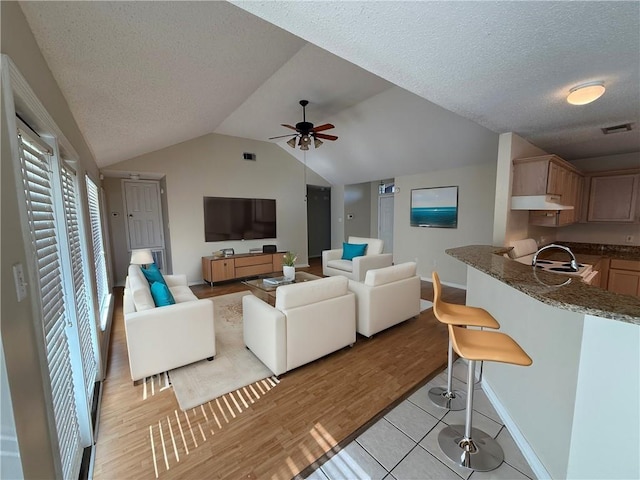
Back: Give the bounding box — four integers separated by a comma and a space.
19, 1, 640, 185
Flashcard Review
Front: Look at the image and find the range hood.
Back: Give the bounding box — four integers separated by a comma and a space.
511, 195, 574, 211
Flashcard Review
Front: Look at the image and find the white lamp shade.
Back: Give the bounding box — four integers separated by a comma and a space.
130, 249, 154, 265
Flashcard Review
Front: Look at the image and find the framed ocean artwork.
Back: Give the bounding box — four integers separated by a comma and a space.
410, 186, 458, 228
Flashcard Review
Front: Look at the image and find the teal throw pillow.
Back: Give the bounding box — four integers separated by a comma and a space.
342, 242, 367, 261
140, 263, 166, 285
150, 281, 175, 307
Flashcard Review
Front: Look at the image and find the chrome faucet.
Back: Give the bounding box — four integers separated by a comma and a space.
532, 244, 579, 272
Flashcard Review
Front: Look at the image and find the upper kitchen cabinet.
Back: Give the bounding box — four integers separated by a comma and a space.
512, 154, 584, 226
584, 169, 640, 223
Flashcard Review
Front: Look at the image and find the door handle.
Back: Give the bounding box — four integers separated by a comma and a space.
128, 214, 133, 217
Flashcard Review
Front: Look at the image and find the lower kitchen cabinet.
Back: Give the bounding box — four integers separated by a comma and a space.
607, 259, 640, 296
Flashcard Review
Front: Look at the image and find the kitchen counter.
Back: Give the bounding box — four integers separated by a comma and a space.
561, 241, 640, 261
446, 244, 639, 479
446, 245, 640, 324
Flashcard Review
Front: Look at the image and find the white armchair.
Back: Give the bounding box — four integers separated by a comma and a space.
322, 236, 393, 282
348, 262, 421, 337
242, 276, 356, 376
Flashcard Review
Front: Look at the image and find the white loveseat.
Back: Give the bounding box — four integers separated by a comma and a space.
123, 264, 215, 381
322, 236, 393, 281
348, 262, 421, 337
242, 276, 356, 376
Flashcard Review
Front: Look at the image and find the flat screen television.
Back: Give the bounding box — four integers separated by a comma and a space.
203, 196, 276, 241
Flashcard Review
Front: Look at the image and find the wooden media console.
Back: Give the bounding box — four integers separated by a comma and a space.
202, 252, 284, 284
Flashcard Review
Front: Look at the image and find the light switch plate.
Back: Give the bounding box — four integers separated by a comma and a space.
12, 263, 27, 302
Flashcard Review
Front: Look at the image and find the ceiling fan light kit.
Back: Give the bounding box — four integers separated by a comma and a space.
269, 99, 338, 150
567, 81, 606, 105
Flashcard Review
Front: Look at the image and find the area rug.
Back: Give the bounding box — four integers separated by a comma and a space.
169, 291, 275, 410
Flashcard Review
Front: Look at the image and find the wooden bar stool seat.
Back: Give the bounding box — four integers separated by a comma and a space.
429, 272, 500, 410
438, 324, 532, 472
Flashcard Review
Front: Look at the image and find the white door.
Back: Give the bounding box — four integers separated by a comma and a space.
378, 194, 394, 254
124, 180, 164, 249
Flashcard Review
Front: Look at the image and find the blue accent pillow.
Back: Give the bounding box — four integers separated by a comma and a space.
150, 281, 175, 307
342, 242, 367, 261
141, 263, 166, 285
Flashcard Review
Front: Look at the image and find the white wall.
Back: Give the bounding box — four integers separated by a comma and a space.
344, 182, 371, 239
1, 343, 23, 479
568, 152, 640, 172
106, 132, 330, 282
567, 315, 640, 479
467, 268, 584, 479
331, 184, 346, 248
393, 162, 497, 286
492, 132, 554, 247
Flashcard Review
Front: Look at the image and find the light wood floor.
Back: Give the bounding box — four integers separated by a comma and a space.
93, 259, 465, 480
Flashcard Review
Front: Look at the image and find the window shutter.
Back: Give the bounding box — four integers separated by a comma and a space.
61, 163, 98, 401
17, 132, 83, 480
86, 177, 109, 315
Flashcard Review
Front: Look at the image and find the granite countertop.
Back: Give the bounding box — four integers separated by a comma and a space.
446, 245, 640, 325
560, 242, 640, 261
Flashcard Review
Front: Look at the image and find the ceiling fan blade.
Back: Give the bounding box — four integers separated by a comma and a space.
311, 123, 335, 133
314, 133, 338, 141
281, 124, 298, 131
268, 133, 298, 140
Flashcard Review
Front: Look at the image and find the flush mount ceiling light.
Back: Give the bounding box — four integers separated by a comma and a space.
567, 82, 606, 105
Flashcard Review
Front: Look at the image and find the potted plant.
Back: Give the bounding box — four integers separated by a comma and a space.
282, 251, 297, 281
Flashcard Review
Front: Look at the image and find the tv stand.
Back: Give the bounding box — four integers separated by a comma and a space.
202, 252, 283, 285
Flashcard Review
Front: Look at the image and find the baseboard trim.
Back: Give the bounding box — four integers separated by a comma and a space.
482, 379, 552, 480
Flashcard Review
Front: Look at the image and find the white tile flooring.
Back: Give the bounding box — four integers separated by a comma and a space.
304, 360, 536, 480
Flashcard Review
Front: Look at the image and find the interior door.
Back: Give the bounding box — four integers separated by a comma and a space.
378, 194, 394, 253
124, 180, 164, 249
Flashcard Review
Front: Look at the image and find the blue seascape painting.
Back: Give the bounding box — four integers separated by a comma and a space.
411, 186, 458, 228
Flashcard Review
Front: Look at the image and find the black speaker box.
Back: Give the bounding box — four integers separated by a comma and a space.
263, 244, 277, 253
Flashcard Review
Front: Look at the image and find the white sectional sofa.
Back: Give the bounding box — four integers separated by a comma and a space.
242, 276, 356, 376
348, 262, 421, 337
322, 236, 393, 281
123, 265, 215, 381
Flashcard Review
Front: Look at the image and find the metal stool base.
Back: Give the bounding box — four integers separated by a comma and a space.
428, 386, 467, 410
438, 424, 504, 472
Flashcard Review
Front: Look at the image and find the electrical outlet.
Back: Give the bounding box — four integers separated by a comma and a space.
625, 235, 634, 243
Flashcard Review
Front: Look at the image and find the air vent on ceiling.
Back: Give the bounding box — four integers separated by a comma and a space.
601, 123, 633, 135
242, 152, 256, 161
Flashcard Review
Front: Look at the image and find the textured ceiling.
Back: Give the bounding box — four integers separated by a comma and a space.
234, 1, 640, 162
19, 1, 640, 185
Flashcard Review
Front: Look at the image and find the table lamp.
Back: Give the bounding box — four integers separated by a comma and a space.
130, 248, 153, 268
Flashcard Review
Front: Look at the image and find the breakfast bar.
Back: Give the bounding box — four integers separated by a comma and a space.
446, 245, 639, 480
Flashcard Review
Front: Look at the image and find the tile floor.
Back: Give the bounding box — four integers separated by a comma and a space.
304, 360, 536, 480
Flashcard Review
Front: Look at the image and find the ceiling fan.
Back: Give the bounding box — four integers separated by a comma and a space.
268, 100, 338, 150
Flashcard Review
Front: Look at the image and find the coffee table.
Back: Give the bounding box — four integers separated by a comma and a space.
243, 271, 322, 296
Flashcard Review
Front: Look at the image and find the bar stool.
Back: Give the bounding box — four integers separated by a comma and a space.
438, 324, 532, 471
429, 272, 500, 410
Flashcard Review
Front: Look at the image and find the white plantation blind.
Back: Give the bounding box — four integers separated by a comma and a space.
86, 177, 109, 317
17, 131, 83, 480
61, 163, 98, 400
